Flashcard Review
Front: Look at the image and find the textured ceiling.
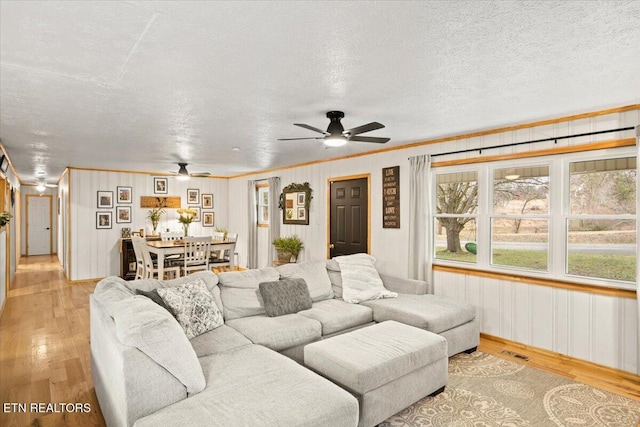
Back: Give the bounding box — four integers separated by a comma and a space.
1, 1, 639, 185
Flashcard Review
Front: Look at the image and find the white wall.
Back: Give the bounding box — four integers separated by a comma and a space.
228, 108, 639, 373
58, 172, 69, 273
69, 169, 228, 281
0, 163, 20, 312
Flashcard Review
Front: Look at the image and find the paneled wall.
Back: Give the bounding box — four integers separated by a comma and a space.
69, 169, 228, 281
0, 163, 20, 313
58, 172, 69, 272
228, 107, 639, 373
434, 270, 638, 373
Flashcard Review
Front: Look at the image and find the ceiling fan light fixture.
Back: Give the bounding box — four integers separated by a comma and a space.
36, 180, 46, 192
505, 168, 520, 180
177, 163, 190, 181
324, 136, 347, 147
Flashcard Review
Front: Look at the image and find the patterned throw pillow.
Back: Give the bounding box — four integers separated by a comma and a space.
157, 278, 224, 339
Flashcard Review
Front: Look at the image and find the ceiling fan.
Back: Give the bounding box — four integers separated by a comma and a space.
30, 179, 57, 192
278, 111, 390, 147
170, 163, 211, 181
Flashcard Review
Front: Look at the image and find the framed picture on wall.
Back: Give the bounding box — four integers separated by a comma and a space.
202, 194, 213, 209
192, 207, 201, 222
202, 211, 215, 227
96, 211, 112, 229
187, 189, 199, 204
117, 186, 132, 204
116, 206, 132, 223
97, 191, 113, 208
154, 177, 168, 194
0, 155, 8, 173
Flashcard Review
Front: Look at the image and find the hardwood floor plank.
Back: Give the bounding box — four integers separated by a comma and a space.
1, 255, 638, 427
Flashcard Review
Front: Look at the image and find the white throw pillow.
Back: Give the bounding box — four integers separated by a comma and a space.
157, 278, 224, 339
334, 253, 397, 303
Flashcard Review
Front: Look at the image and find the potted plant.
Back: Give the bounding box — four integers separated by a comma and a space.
272, 234, 304, 263
0, 211, 12, 227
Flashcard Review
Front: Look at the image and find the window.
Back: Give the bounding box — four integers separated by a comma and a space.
257, 184, 269, 227
567, 157, 636, 282
491, 166, 549, 271
434, 171, 478, 263
432, 149, 637, 289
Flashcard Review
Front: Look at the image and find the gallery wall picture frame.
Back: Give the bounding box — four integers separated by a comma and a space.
154, 177, 168, 194
0, 155, 8, 173
202, 211, 215, 227
279, 182, 312, 225
117, 186, 132, 204
121, 227, 132, 238
192, 207, 201, 222
116, 206, 132, 223
187, 188, 200, 204
96, 211, 112, 229
202, 194, 213, 209
97, 191, 113, 208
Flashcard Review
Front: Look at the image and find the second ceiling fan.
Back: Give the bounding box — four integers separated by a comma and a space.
279, 111, 390, 147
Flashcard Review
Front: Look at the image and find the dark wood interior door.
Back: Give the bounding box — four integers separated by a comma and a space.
329, 177, 368, 258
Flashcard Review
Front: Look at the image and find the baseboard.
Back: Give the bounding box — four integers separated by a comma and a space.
480, 333, 639, 380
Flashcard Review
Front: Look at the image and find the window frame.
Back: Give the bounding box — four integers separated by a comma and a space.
431, 146, 637, 290
256, 183, 269, 227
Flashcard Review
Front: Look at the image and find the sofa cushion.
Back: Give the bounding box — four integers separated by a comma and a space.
277, 260, 334, 301
93, 276, 136, 316
157, 279, 224, 339
125, 271, 224, 319
218, 267, 280, 320
133, 345, 359, 427
298, 299, 373, 335
259, 278, 313, 317
111, 296, 205, 395
226, 314, 321, 351
189, 324, 252, 358
361, 294, 476, 334
326, 259, 343, 298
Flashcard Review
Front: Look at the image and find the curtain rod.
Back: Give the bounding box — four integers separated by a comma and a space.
416, 126, 636, 159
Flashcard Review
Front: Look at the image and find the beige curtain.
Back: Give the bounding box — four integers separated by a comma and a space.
267, 177, 280, 266
408, 154, 433, 292
246, 180, 258, 269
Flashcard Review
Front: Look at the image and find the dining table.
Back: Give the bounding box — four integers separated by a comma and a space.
146, 239, 236, 278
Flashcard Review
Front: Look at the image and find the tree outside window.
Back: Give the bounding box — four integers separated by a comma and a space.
257, 185, 269, 227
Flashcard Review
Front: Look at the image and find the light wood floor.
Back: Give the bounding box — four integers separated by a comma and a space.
1, 256, 638, 427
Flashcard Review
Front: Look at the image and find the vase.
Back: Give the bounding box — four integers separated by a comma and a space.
182, 223, 190, 237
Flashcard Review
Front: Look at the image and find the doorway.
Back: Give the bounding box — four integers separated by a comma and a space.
328, 175, 370, 258
26, 194, 52, 256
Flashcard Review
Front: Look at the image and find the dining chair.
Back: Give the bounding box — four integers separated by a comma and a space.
131, 236, 146, 280
133, 236, 180, 280
210, 238, 237, 272
182, 236, 212, 276
160, 231, 184, 265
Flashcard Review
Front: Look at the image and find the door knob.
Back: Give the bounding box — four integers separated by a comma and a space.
329, 243, 335, 249
46, 227, 50, 230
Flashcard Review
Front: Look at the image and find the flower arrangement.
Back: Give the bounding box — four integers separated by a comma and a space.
177, 208, 197, 236
147, 198, 166, 233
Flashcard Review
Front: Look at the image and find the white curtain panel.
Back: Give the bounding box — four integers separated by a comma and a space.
408, 154, 432, 291
246, 180, 258, 269
267, 176, 281, 266
636, 125, 639, 374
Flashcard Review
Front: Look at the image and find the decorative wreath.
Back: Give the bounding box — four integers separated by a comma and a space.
278, 182, 313, 210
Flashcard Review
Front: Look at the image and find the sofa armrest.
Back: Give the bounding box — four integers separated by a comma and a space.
379, 274, 428, 295
90, 295, 187, 427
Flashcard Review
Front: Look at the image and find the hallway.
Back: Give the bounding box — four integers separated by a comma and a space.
0, 255, 105, 427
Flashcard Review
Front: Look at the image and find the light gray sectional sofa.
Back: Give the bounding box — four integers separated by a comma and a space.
91, 259, 479, 427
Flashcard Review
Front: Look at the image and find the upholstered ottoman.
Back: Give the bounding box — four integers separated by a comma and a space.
304, 320, 448, 427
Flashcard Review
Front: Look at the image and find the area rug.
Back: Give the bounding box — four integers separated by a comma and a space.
381, 351, 640, 427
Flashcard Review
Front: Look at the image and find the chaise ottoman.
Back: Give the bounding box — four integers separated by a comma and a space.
304, 321, 448, 427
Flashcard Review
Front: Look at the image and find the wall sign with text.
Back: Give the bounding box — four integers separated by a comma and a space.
382, 166, 400, 228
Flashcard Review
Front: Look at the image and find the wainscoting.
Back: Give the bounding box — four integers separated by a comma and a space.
434, 268, 638, 373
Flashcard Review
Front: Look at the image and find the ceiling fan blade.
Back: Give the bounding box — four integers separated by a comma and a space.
294, 123, 329, 135
191, 172, 211, 177
278, 137, 325, 141
345, 122, 385, 136
348, 136, 390, 144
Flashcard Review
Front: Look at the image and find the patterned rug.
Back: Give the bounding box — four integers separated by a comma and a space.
381, 351, 640, 427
